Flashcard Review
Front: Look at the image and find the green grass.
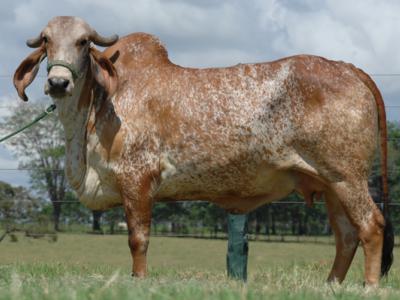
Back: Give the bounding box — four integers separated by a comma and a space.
0, 233, 400, 299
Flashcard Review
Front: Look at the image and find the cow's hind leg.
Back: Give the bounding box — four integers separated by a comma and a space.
329, 180, 386, 286
325, 189, 359, 283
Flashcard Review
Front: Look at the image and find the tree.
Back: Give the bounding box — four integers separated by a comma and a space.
103, 207, 125, 234
1, 102, 67, 231
152, 202, 188, 234
92, 210, 103, 232
0, 181, 42, 230
59, 191, 91, 228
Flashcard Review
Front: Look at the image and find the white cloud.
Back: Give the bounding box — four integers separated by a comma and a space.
2, 0, 400, 103
5, 0, 400, 74
255, 0, 400, 80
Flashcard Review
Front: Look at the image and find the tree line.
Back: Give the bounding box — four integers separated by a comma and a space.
1, 105, 400, 236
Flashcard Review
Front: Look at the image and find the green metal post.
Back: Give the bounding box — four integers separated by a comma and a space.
227, 213, 249, 281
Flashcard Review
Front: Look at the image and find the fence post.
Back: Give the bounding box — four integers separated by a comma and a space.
227, 213, 249, 281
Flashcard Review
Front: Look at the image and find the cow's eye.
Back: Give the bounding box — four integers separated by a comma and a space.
79, 39, 88, 46
43, 36, 49, 43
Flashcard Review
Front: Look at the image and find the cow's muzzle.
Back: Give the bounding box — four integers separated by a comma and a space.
45, 75, 73, 98
45, 60, 79, 98
47, 77, 70, 95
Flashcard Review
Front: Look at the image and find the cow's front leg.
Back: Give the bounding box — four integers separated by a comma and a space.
121, 178, 154, 278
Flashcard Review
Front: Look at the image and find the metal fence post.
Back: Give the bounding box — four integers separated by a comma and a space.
227, 213, 249, 281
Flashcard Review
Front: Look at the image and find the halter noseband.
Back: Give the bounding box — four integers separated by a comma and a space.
47, 60, 81, 80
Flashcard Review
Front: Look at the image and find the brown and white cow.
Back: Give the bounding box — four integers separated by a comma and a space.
14, 16, 393, 286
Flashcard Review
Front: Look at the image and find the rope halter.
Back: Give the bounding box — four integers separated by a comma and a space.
47, 60, 81, 80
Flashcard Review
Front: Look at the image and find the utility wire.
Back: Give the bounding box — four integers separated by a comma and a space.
3, 165, 400, 172
8, 200, 400, 205
370, 74, 400, 77
3, 105, 400, 110
2, 167, 400, 171
0, 169, 64, 171
2, 73, 400, 78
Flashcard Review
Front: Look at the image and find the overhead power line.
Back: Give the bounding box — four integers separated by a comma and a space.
1, 168, 400, 172
370, 74, 400, 77
2, 105, 400, 109
8, 200, 400, 206
2, 73, 400, 78
0, 169, 64, 171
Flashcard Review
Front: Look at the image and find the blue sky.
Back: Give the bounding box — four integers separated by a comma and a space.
1, 0, 400, 187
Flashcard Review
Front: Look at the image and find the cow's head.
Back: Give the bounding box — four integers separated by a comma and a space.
14, 16, 118, 101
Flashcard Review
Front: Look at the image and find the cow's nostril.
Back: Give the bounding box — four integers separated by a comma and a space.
48, 78, 56, 87
62, 79, 70, 88
48, 78, 69, 90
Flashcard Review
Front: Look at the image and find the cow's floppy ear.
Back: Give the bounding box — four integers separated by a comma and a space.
13, 45, 46, 101
90, 47, 118, 97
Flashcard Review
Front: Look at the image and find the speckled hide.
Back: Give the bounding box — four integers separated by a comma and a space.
99, 34, 371, 207
75, 36, 389, 284
14, 17, 391, 286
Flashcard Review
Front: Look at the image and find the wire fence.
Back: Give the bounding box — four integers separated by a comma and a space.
3, 200, 400, 245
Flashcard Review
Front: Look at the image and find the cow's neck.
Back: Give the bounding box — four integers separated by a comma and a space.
53, 71, 94, 192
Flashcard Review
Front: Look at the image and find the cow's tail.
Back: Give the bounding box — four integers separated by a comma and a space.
353, 66, 394, 277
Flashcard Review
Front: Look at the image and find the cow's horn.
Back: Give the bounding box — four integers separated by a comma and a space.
91, 31, 119, 47
26, 34, 43, 48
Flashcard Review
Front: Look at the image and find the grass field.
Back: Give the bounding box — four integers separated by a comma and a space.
0, 233, 400, 299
